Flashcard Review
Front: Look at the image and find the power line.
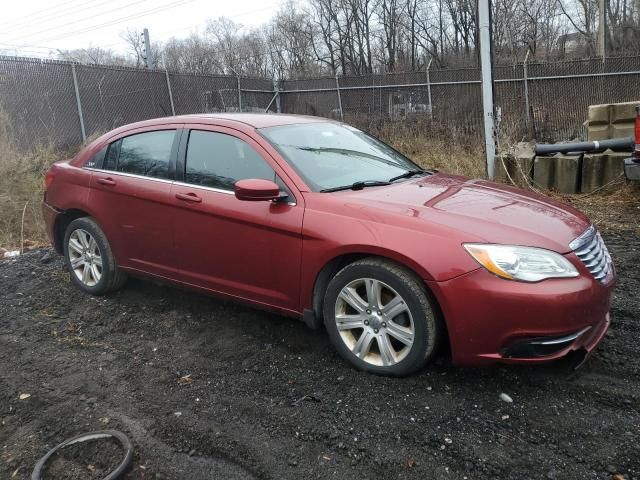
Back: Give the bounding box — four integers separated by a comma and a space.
0, 0, 107, 35
11, 0, 195, 46
5, 0, 156, 44
0, 0, 85, 29
0, 8, 222, 53
98, 3, 280, 50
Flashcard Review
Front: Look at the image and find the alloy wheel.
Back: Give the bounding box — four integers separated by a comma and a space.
334, 278, 415, 366
68, 229, 103, 287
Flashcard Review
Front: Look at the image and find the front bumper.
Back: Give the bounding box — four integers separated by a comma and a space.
427, 266, 614, 366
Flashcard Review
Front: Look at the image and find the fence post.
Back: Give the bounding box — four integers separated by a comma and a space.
523, 50, 531, 126
335, 74, 344, 121
165, 70, 176, 116
274, 79, 281, 113
478, 0, 496, 180
70, 63, 86, 142
237, 75, 242, 112
426, 57, 433, 120
264, 81, 280, 113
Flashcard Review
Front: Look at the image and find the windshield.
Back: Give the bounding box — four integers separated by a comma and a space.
259, 123, 421, 192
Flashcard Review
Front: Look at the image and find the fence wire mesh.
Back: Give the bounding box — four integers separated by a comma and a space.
3, 55, 640, 150
0, 57, 83, 149
77, 64, 171, 138
280, 56, 640, 142
0, 56, 277, 149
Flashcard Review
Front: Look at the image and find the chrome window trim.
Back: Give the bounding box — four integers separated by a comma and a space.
175, 181, 297, 206
84, 168, 297, 205
83, 167, 173, 184
173, 181, 234, 196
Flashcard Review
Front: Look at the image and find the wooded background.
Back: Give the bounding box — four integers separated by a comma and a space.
45, 0, 640, 77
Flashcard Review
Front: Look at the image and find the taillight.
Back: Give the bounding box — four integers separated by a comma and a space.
44, 169, 55, 190
634, 106, 640, 160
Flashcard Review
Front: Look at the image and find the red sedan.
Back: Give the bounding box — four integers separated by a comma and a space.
42, 114, 615, 376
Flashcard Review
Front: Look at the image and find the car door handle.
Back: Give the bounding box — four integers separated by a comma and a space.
97, 177, 116, 186
175, 192, 202, 203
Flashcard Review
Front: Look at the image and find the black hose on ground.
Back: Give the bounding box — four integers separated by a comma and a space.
31, 430, 133, 480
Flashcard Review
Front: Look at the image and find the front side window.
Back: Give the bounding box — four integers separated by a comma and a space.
185, 130, 275, 190
259, 123, 420, 192
104, 130, 175, 179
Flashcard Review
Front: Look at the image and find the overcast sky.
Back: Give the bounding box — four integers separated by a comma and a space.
0, 0, 291, 58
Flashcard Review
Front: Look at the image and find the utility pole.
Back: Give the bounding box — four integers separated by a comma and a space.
142, 28, 153, 69
597, 0, 606, 59
478, 0, 496, 179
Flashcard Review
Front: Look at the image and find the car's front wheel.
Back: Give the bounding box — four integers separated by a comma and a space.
63, 217, 127, 295
323, 258, 441, 376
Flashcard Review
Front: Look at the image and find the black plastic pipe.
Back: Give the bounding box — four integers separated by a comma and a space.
534, 137, 634, 156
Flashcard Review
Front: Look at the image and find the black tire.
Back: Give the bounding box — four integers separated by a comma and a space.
31, 430, 133, 480
63, 217, 127, 295
323, 257, 441, 376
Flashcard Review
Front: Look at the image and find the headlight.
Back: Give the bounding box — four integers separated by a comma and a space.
463, 244, 579, 282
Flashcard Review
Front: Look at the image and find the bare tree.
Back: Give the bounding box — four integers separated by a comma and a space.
121, 28, 146, 68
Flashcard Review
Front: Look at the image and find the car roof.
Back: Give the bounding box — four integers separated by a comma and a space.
181, 113, 333, 128
78, 113, 339, 166
119, 113, 335, 131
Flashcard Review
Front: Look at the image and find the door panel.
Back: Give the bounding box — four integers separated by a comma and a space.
87, 128, 181, 277
172, 185, 303, 309
90, 172, 177, 276
171, 127, 304, 312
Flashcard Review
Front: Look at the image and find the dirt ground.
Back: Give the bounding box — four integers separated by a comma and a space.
1, 200, 639, 480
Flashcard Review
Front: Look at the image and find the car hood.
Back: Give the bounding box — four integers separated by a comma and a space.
329, 173, 591, 253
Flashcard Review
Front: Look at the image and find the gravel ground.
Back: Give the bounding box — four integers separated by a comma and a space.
0, 229, 638, 479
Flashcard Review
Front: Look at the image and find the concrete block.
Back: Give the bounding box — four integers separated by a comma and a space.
494, 154, 512, 183
587, 104, 610, 125
515, 157, 534, 183
610, 122, 634, 139
587, 124, 610, 141
533, 156, 554, 190
496, 143, 534, 185
515, 143, 534, 184
534, 154, 582, 193
610, 101, 640, 123
581, 151, 626, 193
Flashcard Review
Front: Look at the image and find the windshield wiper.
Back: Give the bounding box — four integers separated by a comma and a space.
320, 180, 391, 193
388, 169, 427, 182
292, 146, 406, 168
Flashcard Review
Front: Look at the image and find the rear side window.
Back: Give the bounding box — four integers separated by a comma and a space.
104, 130, 175, 179
185, 130, 274, 190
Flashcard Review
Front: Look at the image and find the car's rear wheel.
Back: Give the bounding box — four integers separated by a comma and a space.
63, 217, 127, 295
323, 258, 441, 376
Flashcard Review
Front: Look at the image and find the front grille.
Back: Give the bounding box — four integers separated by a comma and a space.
570, 226, 613, 283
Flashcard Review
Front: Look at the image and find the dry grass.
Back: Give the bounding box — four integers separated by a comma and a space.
0, 114, 67, 249
362, 116, 487, 178
560, 182, 640, 234
389, 135, 485, 178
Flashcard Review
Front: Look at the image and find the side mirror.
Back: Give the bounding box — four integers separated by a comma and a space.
234, 179, 281, 201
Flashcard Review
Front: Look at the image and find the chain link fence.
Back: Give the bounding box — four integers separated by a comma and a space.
3, 54, 640, 150
0, 56, 277, 149
280, 56, 640, 142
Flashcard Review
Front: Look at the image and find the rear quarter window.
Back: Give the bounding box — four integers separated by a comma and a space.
84, 146, 106, 169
